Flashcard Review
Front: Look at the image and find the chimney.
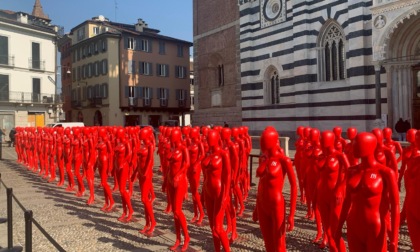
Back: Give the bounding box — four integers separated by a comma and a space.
17, 13, 28, 24
135, 18, 148, 32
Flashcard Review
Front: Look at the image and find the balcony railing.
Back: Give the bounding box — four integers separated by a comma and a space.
128, 97, 138, 107
90, 97, 103, 107
178, 99, 186, 108
160, 99, 168, 107
28, 58, 45, 71
0, 91, 62, 104
71, 100, 82, 109
0, 55, 15, 66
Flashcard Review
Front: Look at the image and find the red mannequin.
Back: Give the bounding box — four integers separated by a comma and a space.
399, 129, 418, 225
372, 128, 398, 175
405, 130, 420, 252
132, 127, 156, 235
167, 128, 190, 251
96, 128, 115, 212
383, 127, 403, 164
316, 130, 349, 251
239, 127, 251, 201
335, 132, 399, 252
344, 127, 359, 166
111, 126, 119, 192
72, 127, 85, 197
333, 127, 347, 153
221, 127, 239, 242
42, 128, 50, 178
182, 126, 192, 147
253, 126, 297, 252
114, 127, 134, 222
294, 126, 306, 203
127, 127, 138, 197
83, 127, 96, 205
187, 127, 205, 225
48, 128, 56, 182
303, 128, 323, 244
161, 127, 173, 214
231, 127, 245, 216
63, 127, 75, 191
55, 127, 65, 186
202, 129, 231, 252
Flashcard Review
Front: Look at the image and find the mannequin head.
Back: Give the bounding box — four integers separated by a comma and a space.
296, 126, 304, 137
99, 128, 107, 140
333, 126, 342, 137
310, 128, 320, 142
190, 127, 200, 140
354, 132, 377, 158
260, 126, 279, 153
182, 126, 191, 137
140, 127, 152, 141
407, 129, 417, 144
304, 127, 311, 138
201, 126, 210, 137
321, 130, 335, 149
221, 127, 231, 141
232, 127, 239, 138
116, 128, 125, 141
371, 128, 383, 147
207, 130, 220, 148
383, 127, 392, 140
347, 127, 358, 140
171, 128, 182, 144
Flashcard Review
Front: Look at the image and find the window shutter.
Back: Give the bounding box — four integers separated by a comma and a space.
176, 89, 180, 100
132, 61, 136, 74
157, 88, 161, 99
101, 83, 108, 98
166, 88, 169, 99
139, 61, 143, 74
124, 37, 129, 49
149, 63, 153, 76
150, 87, 153, 99
87, 86, 92, 99
156, 64, 160, 76
102, 40, 107, 52
148, 39, 152, 52
166, 64, 169, 77
124, 86, 129, 98
137, 86, 143, 98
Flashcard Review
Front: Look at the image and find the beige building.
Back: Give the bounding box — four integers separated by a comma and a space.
0, 0, 61, 134
62, 16, 192, 127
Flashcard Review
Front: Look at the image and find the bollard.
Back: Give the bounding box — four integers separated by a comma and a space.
24, 210, 33, 252
7, 188, 13, 249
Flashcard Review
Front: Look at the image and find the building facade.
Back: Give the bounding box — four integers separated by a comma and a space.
63, 16, 192, 128
0, 1, 61, 135
192, 0, 242, 127
238, 0, 420, 137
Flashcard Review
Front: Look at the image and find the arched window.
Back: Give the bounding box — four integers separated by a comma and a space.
319, 22, 346, 81
264, 67, 280, 105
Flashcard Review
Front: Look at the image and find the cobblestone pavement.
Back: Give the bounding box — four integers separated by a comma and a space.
0, 145, 413, 251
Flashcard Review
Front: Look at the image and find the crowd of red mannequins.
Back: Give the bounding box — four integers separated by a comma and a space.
9, 124, 420, 252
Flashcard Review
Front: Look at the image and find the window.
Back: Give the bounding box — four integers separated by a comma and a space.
32, 78, 40, 102
0, 74, 9, 101
82, 64, 86, 79
139, 62, 152, 75
94, 84, 100, 98
264, 67, 280, 105
157, 64, 169, 77
128, 37, 135, 50
158, 88, 169, 99
140, 39, 150, 52
175, 66, 187, 78
218, 64, 224, 86
0, 35, 9, 65
177, 45, 184, 57
94, 42, 98, 54
128, 60, 136, 74
87, 63, 92, 78
93, 27, 100, 35
319, 22, 346, 81
143, 87, 152, 99
270, 73, 280, 105
94, 61, 100, 76
82, 86, 87, 101
87, 86, 93, 99
101, 59, 108, 75
77, 27, 85, 41
101, 83, 108, 98
77, 66, 81, 81
31, 42, 40, 69
159, 41, 165, 54
101, 40, 107, 52
176, 89, 186, 100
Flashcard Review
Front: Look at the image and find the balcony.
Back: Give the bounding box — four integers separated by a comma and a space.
128, 97, 138, 107
143, 98, 151, 107
71, 100, 82, 109
28, 58, 45, 71
160, 99, 168, 107
90, 97, 103, 108
0, 91, 61, 104
178, 99, 186, 108
0, 55, 15, 67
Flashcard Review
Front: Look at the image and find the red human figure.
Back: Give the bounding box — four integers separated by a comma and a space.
303, 128, 324, 244
335, 132, 400, 252
110, 126, 119, 192
187, 127, 205, 225
132, 127, 156, 235
182, 126, 192, 146
344, 127, 359, 166
167, 128, 190, 251
63, 128, 75, 191
253, 126, 297, 252
333, 127, 347, 153
202, 129, 231, 252
48, 128, 57, 182
42, 128, 51, 179
201, 126, 210, 153
294, 126, 306, 203
316, 130, 349, 251
405, 130, 420, 252
372, 128, 398, 175
231, 127, 245, 216
221, 127, 239, 242
83, 127, 96, 205
239, 126, 251, 201
35, 128, 43, 173
96, 128, 115, 212
399, 129, 418, 225
114, 128, 134, 222
72, 127, 85, 197
383, 127, 403, 164
55, 127, 65, 186
157, 126, 166, 173
26, 128, 34, 170
162, 127, 173, 213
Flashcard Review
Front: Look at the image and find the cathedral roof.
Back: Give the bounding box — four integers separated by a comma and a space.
32, 0, 49, 20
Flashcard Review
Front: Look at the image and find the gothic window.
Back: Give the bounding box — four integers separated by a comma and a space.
319, 22, 346, 81
218, 64, 224, 87
270, 72, 280, 104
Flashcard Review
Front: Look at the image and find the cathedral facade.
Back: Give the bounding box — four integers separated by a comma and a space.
239, 0, 420, 137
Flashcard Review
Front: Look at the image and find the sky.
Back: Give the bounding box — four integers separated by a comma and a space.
0, 0, 193, 90
0, 0, 193, 44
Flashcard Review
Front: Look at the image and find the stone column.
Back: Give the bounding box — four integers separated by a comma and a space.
375, 64, 382, 119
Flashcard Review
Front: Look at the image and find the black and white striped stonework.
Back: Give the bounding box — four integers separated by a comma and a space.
239, 0, 385, 137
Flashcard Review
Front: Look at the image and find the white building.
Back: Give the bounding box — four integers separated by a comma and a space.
0, 0, 61, 135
